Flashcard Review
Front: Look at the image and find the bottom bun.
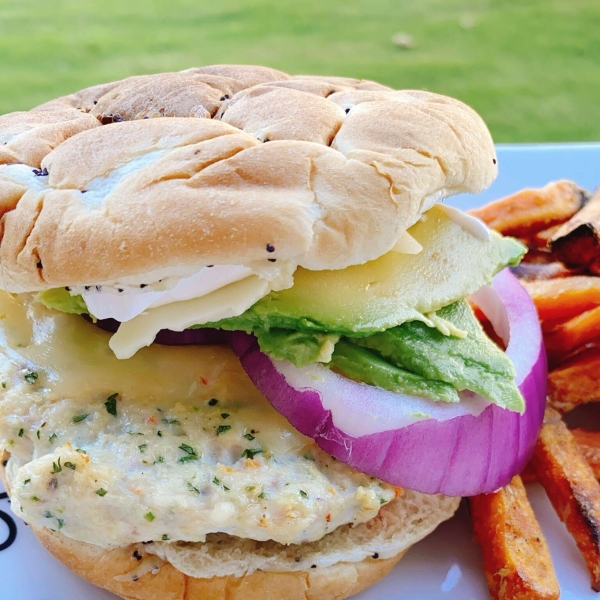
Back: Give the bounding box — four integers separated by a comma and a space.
34, 525, 406, 600
2, 453, 459, 600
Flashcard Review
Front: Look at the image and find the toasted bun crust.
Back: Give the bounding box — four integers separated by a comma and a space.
0, 108, 99, 168
0, 65, 497, 292
34, 526, 405, 600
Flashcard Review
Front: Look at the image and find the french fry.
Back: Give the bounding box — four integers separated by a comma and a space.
521, 276, 600, 321
544, 306, 600, 366
530, 224, 564, 249
468, 180, 586, 237
470, 475, 559, 600
510, 262, 576, 282
524, 430, 600, 481
519, 462, 537, 484
481, 181, 600, 595
541, 315, 573, 334
570, 429, 600, 480
551, 187, 600, 273
530, 408, 600, 591
547, 348, 600, 413
521, 247, 557, 264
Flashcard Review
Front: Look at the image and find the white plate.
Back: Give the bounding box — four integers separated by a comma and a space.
2, 143, 600, 600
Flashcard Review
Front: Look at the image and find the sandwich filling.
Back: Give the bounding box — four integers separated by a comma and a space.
40, 204, 526, 412
0, 66, 520, 586
0, 293, 395, 548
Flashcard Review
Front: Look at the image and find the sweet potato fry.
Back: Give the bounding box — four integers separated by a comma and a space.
519, 462, 537, 484
530, 224, 564, 250
544, 305, 600, 366
521, 247, 557, 264
551, 187, 600, 273
523, 429, 600, 481
530, 408, 600, 591
510, 262, 576, 282
548, 348, 600, 414
468, 180, 586, 237
571, 429, 600, 480
541, 315, 572, 334
521, 276, 600, 321
526, 429, 600, 482
470, 475, 559, 600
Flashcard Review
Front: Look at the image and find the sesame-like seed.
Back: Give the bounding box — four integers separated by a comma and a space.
220, 95, 230, 101
266, 244, 275, 253
268, 258, 277, 263
99, 113, 125, 125
84, 286, 90, 291
493, 158, 497, 164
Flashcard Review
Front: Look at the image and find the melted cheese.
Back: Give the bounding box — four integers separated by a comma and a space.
77, 261, 296, 359
391, 232, 423, 255
109, 275, 273, 359
80, 262, 294, 323
0, 293, 394, 548
437, 204, 490, 241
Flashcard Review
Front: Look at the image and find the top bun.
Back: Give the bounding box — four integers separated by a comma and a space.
0, 65, 497, 292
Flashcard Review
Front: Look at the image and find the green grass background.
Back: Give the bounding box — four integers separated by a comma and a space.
0, 0, 598, 142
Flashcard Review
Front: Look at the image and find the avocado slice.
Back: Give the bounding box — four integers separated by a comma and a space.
254, 327, 459, 403
254, 328, 340, 366
329, 339, 460, 403
37, 288, 89, 315
206, 206, 525, 335
355, 300, 524, 412
252, 305, 522, 410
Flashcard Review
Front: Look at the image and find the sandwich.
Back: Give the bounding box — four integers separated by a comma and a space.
0, 65, 546, 600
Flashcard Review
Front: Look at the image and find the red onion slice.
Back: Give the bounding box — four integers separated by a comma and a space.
230, 269, 546, 496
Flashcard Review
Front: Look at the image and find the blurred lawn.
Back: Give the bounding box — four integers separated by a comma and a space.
0, 0, 598, 142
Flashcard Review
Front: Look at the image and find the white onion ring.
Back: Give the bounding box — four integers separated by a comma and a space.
230, 270, 546, 496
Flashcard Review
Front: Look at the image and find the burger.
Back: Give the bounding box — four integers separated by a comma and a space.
0, 65, 546, 599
